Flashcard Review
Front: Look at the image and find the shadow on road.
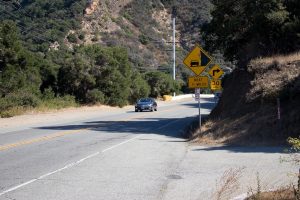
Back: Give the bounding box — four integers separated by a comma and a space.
192, 145, 286, 154
35, 116, 200, 139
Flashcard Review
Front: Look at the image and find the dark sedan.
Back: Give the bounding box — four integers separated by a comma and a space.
135, 98, 157, 112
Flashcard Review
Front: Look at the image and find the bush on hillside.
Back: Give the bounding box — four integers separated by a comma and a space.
67, 33, 77, 43
145, 71, 177, 97
129, 71, 151, 103
86, 89, 105, 104
0, 90, 41, 112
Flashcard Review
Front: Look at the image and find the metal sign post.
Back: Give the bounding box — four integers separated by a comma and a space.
195, 88, 201, 132
184, 44, 213, 132
198, 89, 201, 133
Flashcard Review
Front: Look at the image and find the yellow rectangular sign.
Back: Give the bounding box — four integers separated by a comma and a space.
210, 79, 222, 90
188, 76, 209, 88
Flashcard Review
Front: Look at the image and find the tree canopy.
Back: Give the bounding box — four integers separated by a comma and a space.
204, 0, 300, 65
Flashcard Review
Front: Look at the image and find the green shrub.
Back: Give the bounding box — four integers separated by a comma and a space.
129, 72, 150, 103
145, 71, 178, 97
39, 95, 77, 110
139, 34, 149, 45
0, 107, 27, 118
42, 88, 56, 100
1, 91, 41, 109
78, 33, 85, 40
287, 137, 300, 153
0, 90, 42, 117
86, 89, 105, 104
67, 33, 77, 43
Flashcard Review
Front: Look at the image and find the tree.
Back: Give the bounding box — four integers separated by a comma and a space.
94, 47, 132, 107
57, 55, 96, 102
0, 21, 41, 97
204, 0, 300, 65
145, 71, 177, 97
129, 71, 150, 103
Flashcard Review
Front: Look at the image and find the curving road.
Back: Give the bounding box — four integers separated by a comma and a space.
0, 97, 297, 200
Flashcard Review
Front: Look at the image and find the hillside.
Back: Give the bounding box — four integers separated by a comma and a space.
77, 0, 213, 73
194, 53, 300, 145
0, 0, 215, 117
0, 0, 213, 74
187, 0, 300, 145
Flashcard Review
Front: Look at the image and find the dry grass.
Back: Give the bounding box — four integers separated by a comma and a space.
212, 167, 244, 200
247, 52, 300, 103
193, 119, 233, 145
190, 51, 300, 146
247, 188, 294, 200
250, 52, 300, 68
0, 106, 29, 118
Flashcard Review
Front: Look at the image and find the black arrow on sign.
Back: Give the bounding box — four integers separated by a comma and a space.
213, 69, 220, 76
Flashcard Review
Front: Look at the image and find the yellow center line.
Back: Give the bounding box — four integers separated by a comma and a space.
0, 105, 178, 151
0, 129, 87, 151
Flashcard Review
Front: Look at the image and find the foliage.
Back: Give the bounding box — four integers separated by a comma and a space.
0, 90, 41, 110
287, 137, 300, 152
67, 33, 77, 43
57, 55, 96, 102
0, 21, 42, 97
204, 0, 300, 64
0, 0, 86, 52
138, 34, 149, 45
129, 71, 151, 103
57, 45, 151, 107
86, 89, 105, 104
161, 0, 212, 48
0, 1, 191, 117
145, 71, 177, 97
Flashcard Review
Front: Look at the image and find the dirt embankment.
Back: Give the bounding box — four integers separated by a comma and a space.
194, 52, 300, 145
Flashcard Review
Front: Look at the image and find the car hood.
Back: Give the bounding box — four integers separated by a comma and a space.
137, 102, 152, 105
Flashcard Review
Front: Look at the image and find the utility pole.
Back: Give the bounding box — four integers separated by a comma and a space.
172, 8, 176, 97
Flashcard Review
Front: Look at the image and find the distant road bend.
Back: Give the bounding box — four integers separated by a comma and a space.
0, 96, 296, 200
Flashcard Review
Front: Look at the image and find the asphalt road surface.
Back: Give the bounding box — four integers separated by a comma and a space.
0, 97, 297, 200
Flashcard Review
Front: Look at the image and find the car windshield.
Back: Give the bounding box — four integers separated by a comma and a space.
138, 98, 152, 103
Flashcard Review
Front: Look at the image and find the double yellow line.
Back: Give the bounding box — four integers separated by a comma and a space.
0, 129, 86, 151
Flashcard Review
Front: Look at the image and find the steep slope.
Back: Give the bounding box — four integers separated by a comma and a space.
76, 0, 213, 73
196, 53, 300, 145
0, 0, 213, 75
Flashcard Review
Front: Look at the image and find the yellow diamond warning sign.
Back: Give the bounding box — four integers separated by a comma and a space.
208, 65, 224, 79
183, 45, 212, 76
188, 76, 209, 89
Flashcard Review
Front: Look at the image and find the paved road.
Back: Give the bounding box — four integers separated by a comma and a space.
0, 97, 297, 200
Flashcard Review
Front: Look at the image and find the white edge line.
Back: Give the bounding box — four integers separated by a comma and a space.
0, 135, 141, 197
0, 179, 36, 196
101, 135, 141, 153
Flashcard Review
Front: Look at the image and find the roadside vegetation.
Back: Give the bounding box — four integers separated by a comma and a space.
0, 20, 181, 117
0, 0, 222, 118
245, 137, 300, 200
191, 0, 300, 144
189, 0, 300, 198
